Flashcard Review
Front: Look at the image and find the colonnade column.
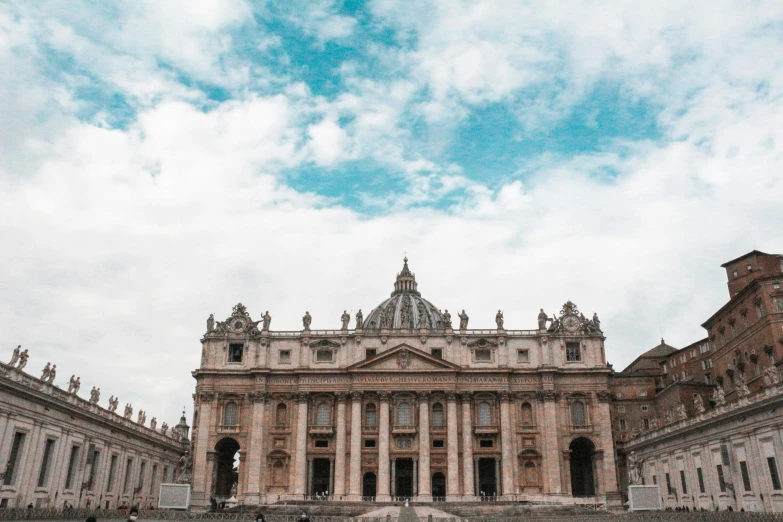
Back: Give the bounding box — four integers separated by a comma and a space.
293, 392, 309, 496
418, 391, 431, 500
539, 390, 562, 494
245, 392, 268, 505
460, 392, 475, 498
446, 392, 459, 498
333, 392, 348, 497
499, 391, 514, 497
348, 392, 363, 498
377, 392, 391, 501
596, 391, 621, 507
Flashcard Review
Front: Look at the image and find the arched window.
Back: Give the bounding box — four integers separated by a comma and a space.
397, 402, 412, 426
276, 403, 288, 426
571, 401, 586, 426
365, 403, 377, 427
316, 403, 331, 425
223, 402, 238, 427
520, 402, 533, 425
431, 403, 444, 426
524, 461, 537, 485
478, 402, 492, 426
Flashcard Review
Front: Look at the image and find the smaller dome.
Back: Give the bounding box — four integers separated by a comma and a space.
363, 258, 445, 329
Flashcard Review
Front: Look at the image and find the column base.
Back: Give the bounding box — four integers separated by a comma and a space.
415, 495, 432, 502
376, 494, 392, 502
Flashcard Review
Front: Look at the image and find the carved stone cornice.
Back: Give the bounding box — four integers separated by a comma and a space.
296, 392, 310, 403
536, 390, 558, 402
335, 391, 349, 402
350, 391, 363, 402
445, 391, 458, 402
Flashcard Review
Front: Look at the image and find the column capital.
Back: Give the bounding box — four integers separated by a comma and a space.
446, 391, 458, 402
336, 391, 349, 402
379, 391, 391, 402
499, 390, 511, 402
536, 390, 559, 402
417, 391, 430, 401
296, 392, 310, 403
596, 391, 612, 403
249, 391, 270, 403
459, 391, 473, 402
350, 390, 363, 402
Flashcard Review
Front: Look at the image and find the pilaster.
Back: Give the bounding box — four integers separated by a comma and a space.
446, 392, 459, 498
377, 392, 391, 501
460, 392, 475, 499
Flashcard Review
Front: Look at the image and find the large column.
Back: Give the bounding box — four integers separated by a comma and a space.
192, 392, 217, 510
596, 391, 620, 508
245, 392, 269, 505
460, 392, 475, 498
348, 392, 363, 498
539, 391, 562, 494
499, 392, 514, 497
418, 391, 431, 500
377, 392, 391, 501
446, 392, 460, 498
333, 392, 348, 497
293, 392, 309, 496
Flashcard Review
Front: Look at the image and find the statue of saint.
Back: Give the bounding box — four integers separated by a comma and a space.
627, 452, 643, 485
17, 349, 29, 370
734, 372, 750, 397
675, 402, 687, 420
458, 309, 469, 330
177, 452, 192, 484
354, 309, 363, 328
592, 312, 601, 331
47, 365, 56, 383
161, 422, 169, 434
138, 410, 146, 425
379, 308, 387, 328
9, 345, 20, 366
341, 310, 350, 330
41, 362, 51, 381
400, 306, 409, 328
150, 417, 157, 429
73, 376, 80, 394
537, 309, 548, 330
262, 311, 271, 331
496, 310, 504, 329
713, 385, 726, 406
418, 308, 429, 329
693, 394, 705, 414
763, 365, 781, 386
302, 311, 312, 330
206, 313, 214, 332
443, 309, 452, 328
110, 396, 119, 412
124, 403, 133, 419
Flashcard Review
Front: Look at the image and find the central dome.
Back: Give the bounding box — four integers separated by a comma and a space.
363, 258, 445, 329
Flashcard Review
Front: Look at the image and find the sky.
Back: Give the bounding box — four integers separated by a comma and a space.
1, 0, 783, 426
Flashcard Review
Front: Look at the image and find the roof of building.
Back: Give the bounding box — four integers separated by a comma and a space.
720, 249, 775, 267
620, 339, 678, 373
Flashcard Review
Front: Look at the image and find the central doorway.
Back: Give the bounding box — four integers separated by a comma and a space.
311, 458, 331, 496
478, 458, 497, 496
569, 437, 596, 496
394, 458, 414, 497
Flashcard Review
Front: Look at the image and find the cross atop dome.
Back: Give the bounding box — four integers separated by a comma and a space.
392, 256, 420, 297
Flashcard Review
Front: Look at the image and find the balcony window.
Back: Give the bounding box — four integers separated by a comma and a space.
365, 403, 377, 427
228, 344, 243, 363
276, 403, 288, 425
396, 402, 412, 426
315, 403, 331, 425
520, 402, 533, 425
223, 402, 238, 427
566, 342, 581, 362
431, 403, 444, 427
477, 402, 492, 426
571, 401, 586, 426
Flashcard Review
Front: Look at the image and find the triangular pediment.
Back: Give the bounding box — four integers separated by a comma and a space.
347, 344, 460, 372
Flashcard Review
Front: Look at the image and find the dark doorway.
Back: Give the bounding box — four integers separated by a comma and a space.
569, 437, 596, 496
311, 458, 331, 495
362, 472, 377, 498
432, 472, 446, 498
478, 458, 497, 496
214, 438, 240, 497
395, 458, 414, 497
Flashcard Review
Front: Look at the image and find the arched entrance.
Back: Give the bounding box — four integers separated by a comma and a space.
362, 472, 377, 498
214, 438, 240, 498
569, 437, 596, 497
431, 472, 446, 498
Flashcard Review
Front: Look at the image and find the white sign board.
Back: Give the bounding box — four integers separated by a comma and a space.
159, 483, 191, 509
628, 485, 662, 511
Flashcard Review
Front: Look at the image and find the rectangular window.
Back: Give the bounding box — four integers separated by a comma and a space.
4, 432, 27, 486
162, 465, 169, 484
716, 465, 727, 493
517, 349, 530, 363
619, 419, 627, 431
680, 469, 688, 494
566, 342, 581, 362
756, 302, 764, 318
279, 350, 291, 363
138, 461, 146, 490
652, 475, 657, 485
123, 458, 133, 493
151, 464, 158, 492
643, 418, 650, 430
228, 343, 243, 363
665, 472, 672, 495
37, 438, 56, 487
314, 440, 329, 448
740, 461, 752, 491
65, 445, 80, 490
697, 467, 705, 494
432, 440, 445, 448
365, 348, 376, 359
768, 457, 782, 490
364, 439, 376, 448
316, 349, 333, 362
479, 439, 493, 448
87, 446, 100, 490
107, 455, 118, 492
475, 349, 491, 362
640, 405, 649, 412
431, 348, 443, 359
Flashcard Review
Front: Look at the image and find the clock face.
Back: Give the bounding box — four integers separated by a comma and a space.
563, 315, 580, 332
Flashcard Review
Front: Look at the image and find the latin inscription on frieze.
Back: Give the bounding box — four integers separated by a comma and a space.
353, 375, 456, 384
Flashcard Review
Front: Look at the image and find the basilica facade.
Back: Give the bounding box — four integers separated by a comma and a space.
190, 259, 620, 509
